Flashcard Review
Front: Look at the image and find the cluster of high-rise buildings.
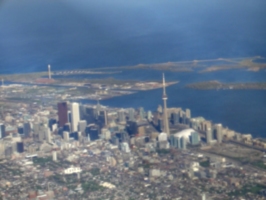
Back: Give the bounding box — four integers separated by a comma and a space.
0, 73, 255, 161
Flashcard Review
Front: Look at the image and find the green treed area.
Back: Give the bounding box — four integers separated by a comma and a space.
33, 157, 53, 166
252, 160, 266, 170
199, 160, 210, 167
82, 181, 105, 192
156, 149, 170, 154
90, 168, 100, 176
228, 184, 266, 196
0, 164, 23, 175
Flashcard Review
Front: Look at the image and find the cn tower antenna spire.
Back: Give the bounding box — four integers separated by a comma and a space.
162, 73, 167, 97
162, 73, 170, 135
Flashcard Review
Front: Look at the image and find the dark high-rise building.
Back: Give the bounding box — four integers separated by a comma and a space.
172, 113, 179, 125
70, 132, 79, 141
68, 111, 72, 123
58, 127, 64, 138
58, 102, 68, 128
85, 125, 99, 141
79, 104, 86, 120
63, 123, 71, 132
0, 123, 5, 139
144, 137, 150, 143
18, 126, 24, 135
84, 107, 97, 124
116, 131, 129, 142
126, 121, 138, 136
49, 119, 57, 130
17, 142, 24, 153
111, 135, 119, 145
23, 122, 31, 137
96, 110, 108, 128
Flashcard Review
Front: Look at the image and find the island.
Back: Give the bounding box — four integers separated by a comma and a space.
186, 80, 266, 90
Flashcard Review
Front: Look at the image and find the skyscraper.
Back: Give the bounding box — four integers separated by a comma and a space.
98, 110, 108, 127
58, 102, 68, 128
138, 107, 145, 120
180, 136, 187, 150
63, 131, 69, 141
0, 124, 5, 139
23, 122, 31, 137
71, 102, 80, 132
118, 110, 126, 123
104, 110, 108, 126
206, 127, 212, 144
128, 108, 135, 121
48, 64, 51, 79
185, 108, 191, 124
190, 132, 200, 145
52, 151, 57, 161
96, 100, 101, 117
147, 111, 153, 121
78, 120, 87, 134
162, 73, 170, 135
185, 108, 191, 119
170, 135, 178, 148
45, 126, 52, 143
215, 124, 223, 143
172, 112, 179, 125
85, 125, 99, 141
17, 142, 24, 153
120, 142, 131, 153
68, 111, 72, 123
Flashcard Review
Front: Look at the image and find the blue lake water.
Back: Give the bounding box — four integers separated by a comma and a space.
0, 0, 266, 137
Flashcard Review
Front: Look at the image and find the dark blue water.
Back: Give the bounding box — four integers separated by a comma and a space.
53, 69, 266, 86
0, 0, 266, 137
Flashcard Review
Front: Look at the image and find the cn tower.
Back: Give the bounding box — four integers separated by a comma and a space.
162, 73, 170, 135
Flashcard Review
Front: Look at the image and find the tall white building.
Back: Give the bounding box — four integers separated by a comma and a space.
206, 127, 212, 144
78, 120, 87, 133
121, 142, 130, 153
71, 102, 80, 132
215, 124, 223, 143
63, 131, 70, 141
158, 132, 168, 142
45, 127, 52, 143
52, 151, 57, 161
201, 193, 206, 200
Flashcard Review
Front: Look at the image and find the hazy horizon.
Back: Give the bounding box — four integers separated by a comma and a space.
0, 0, 266, 73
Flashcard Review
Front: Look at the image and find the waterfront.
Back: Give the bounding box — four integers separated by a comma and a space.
71, 67, 266, 138
80, 85, 266, 138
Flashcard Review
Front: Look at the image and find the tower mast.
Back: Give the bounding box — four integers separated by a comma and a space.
48, 64, 51, 79
162, 73, 170, 135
